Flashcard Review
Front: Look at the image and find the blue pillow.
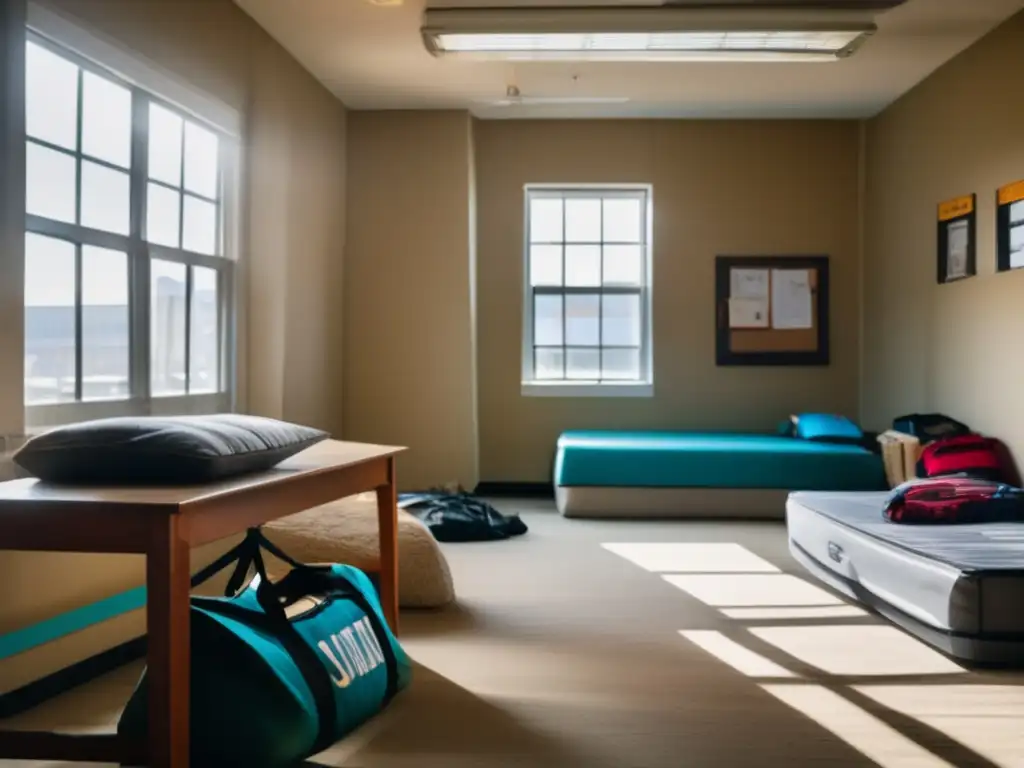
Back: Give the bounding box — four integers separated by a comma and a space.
794, 413, 864, 443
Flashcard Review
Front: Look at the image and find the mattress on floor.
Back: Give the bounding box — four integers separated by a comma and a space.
554, 431, 887, 491
788, 491, 1024, 661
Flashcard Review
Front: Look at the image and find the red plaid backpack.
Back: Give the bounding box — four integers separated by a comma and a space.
917, 434, 1008, 483
884, 477, 1024, 524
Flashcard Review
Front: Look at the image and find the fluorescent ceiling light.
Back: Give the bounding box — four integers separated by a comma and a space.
422, 7, 877, 62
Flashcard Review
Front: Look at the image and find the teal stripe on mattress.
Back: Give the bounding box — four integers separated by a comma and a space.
0, 586, 146, 661
554, 430, 887, 491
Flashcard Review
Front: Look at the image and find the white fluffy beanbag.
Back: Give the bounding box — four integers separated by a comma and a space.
262, 492, 455, 609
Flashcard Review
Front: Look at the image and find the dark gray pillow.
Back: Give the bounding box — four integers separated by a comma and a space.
13, 414, 329, 485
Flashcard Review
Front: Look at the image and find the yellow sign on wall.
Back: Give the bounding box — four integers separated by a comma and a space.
997, 180, 1024, 207
938, 195, 975, 222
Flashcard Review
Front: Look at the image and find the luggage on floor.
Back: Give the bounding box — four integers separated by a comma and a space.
917, 434, 1008, 482
892, 413, 972, 442
877, 430, 923, 488
117, 528, 412, 767
883, 476, 1024, 524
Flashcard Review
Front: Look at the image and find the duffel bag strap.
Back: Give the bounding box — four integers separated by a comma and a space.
257, 563, 399, 705
189, 527, 273, 595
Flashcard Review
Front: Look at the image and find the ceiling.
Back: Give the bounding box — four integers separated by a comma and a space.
232, 0, 1024, 118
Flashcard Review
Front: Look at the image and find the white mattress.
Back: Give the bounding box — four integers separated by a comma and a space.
787, 491, 1024, 664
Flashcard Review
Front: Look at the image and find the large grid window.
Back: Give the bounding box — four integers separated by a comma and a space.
23, 34, 233, 426
523, 187, 652, 393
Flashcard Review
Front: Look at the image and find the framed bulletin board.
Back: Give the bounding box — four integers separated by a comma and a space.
936, 194, 976, 283
715, 255, 830, 367
996, 180, 1024, 273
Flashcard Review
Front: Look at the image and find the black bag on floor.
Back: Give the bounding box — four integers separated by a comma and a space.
892, 413, 972, 442
399, 493, 528, 542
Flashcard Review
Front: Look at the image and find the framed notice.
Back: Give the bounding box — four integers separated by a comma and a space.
936, 194, 976, 284
996, 180, 1024, 273
715, 255, 829, 367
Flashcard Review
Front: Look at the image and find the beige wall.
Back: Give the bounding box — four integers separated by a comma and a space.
476, 120, 863, 481
862, 12, 1024, 467
344, 111, 478, 491
0, 0, 347, 689
0, 0, 26, 439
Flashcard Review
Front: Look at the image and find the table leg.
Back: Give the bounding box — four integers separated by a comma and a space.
146, 514, 191, 768
375, 457, 400, 635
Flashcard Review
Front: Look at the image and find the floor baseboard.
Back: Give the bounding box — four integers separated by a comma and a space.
474, 481, 554, 498
0, 636, 145, 718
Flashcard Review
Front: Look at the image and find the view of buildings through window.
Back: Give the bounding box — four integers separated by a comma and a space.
23, 37, 228, 408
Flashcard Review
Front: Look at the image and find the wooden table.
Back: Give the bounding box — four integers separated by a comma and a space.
0, 439, 405, 767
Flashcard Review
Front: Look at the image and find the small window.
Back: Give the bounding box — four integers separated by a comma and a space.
522, 186, 653, 397
23, 35, 234, 427
1009, 201, 1024, 271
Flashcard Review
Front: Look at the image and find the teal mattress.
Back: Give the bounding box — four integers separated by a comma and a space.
554, 431, 886, 491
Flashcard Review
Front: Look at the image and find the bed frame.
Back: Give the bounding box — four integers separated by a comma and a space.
556, 486, 790, 519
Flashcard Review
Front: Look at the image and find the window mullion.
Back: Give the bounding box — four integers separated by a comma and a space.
184, 266, 193, 394
74, 244, 83, 402
129, 88, 151, 406
560, 201, 567, 379
598, 204, 604, 384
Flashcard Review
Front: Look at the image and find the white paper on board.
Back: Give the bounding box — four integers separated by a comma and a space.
730, 268, 770, 300
728, 297, 770, 328
770, 269, 813, 330
946, 220, 969, 278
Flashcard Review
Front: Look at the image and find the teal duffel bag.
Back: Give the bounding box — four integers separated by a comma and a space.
117, 528, 412, 766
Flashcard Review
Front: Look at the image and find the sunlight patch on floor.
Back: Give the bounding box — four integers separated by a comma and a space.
679, 630, 798, 678
721, 605, 867, 620
750, 625, 966, 677
602, 542, 780, 574
663, 573, 843, 608
854, 684, 1024, 767
762, 684, 955, 768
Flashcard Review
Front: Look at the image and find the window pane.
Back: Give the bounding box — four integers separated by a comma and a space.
81, 161, 130, 235
534, 294, 563, 346
602, 348, 641, 381
26, 142, 77, 224
148, 103, 183, 186
24, 234, 76, 404
82, 246, 129, 402
603, 245, 643, 285
184, 122, 220, 199
82, 71, 132, 168
147, 183, 181, 247
529, 198, 562, 242
534, 348, 564, 380
565, 294, 599, 346
530, 245, 561, 286
190, 266, 219, 393
566, 348, 600, 380
602, 294, 642, 346
26, 42, 78, 150
603, 198, 643, 243
564, 199, 601, 243
565, 245, 601, 287
1011, 224, 1024, 270
182, 195, 218, 255
151, 259, 187, 397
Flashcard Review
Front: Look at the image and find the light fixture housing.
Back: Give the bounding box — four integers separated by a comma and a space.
421, 6, 878, 62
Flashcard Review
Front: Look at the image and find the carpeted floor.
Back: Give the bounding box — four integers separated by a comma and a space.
4, 498, 1024, 767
